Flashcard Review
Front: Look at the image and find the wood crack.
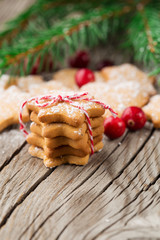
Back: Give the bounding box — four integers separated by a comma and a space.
0, 141, 26, 172
18, 211, 43, 240
117, 137, 159, 198
143, 171, 160, 191
137, 187, 159, 214
0, 168, 54, 229
29, 194, 73, 240
111, 129, 155, 184
125, 187, 160, 226
116, 162, 147, 198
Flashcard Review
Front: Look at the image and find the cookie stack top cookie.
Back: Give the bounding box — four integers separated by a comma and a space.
27, 95, 105, 126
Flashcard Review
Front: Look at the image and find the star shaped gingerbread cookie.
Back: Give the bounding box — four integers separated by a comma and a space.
143, 95, 160, 128
0, 86, 31, 132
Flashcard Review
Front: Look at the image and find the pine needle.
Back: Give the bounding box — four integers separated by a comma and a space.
0, 0, 160, 75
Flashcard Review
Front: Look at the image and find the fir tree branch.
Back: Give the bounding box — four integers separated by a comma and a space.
0, 0, 117, 45
1, 0, 160, 76
0, 0, 79, 46
0, 2, 130, 75
126, 1, 160, 75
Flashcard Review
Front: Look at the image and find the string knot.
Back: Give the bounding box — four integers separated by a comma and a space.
57, 95, 63, 101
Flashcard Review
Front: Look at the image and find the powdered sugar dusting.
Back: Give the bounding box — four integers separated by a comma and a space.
81, 80, 152, 117
0, 86, 30, 124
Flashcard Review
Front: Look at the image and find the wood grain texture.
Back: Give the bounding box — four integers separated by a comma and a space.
0, 128, 26, 170
0, 144, 53, 227
0, 128, 124, 235
0, 124, 159, 240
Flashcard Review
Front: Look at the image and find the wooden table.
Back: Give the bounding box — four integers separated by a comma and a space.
0, 123, 160, 240
0, 1, 160, 239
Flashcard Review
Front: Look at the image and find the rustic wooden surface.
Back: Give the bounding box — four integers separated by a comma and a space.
0, 1, 160, 240
0, 124, 160, 240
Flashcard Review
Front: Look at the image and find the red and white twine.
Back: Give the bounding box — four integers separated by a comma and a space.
19, 92, 117, 155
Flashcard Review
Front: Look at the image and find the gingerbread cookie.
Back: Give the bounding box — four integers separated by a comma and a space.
48, 140, 103, 157
29, 141, 103, 168
30, 111, 104, 128
30, 120, 104, 139
44, 134, 102, 149
0, 75, 17, 91
44, 145, 90, 158
53, 68, 78, 90
29, 145, 90, 167
27, 132, 88, 150
101, 63, 156, 96
81, 81, 153, 118
0, 75, 43, 92
27, 98, 105, 126
0, 86, 31, 132
101, 63, 156, 84
143, 95, 160, 128
30, 122, 87, 139
17, 75, 43, 91
29, 80, 70, 96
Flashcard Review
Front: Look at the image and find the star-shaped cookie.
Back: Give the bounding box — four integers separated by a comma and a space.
28, 80, 71, 96
81, 81, 153, 118
143, 95, 160, 128
0, 86, 31, 132
101, 63, 156, 96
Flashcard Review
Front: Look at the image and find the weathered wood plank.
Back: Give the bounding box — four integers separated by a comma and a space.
94, 181, 160, 240
0, 125, 154, 240
0, 128, 123, 231
93, 193, 160, 240
71, 130, 160, 240
0, 128, 25, 170
0, 144, 52, 226
106, 200, 160, 240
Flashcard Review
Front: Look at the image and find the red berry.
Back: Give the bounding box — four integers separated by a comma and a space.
104, 116, 126, 140
96, 59, 114, 70
75, 68, 95, 87
69, 50, 90, 68
121, 106, 146, 131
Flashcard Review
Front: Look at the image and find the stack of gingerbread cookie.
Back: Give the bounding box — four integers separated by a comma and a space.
26, 93, 105, 168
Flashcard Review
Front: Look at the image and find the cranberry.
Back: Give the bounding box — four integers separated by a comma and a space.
121, 106, 146, 131
96, 59, 114, 70
69, 50, 90, 68
104, 116, 126, 140
75, 68, 95, 88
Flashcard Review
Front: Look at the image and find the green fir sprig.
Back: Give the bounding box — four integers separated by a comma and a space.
0, 0, 160, 76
